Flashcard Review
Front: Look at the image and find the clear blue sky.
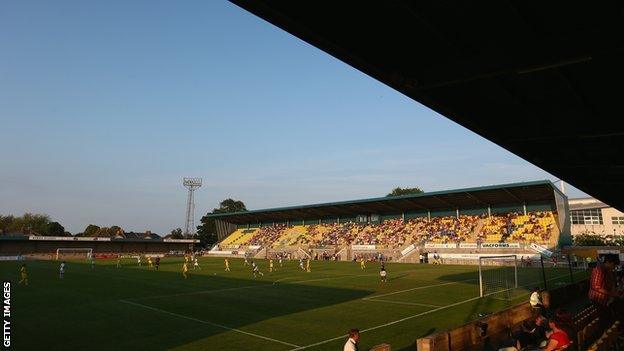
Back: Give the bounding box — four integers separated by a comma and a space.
0, 0, 587, 235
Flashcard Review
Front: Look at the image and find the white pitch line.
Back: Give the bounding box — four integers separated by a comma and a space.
132, 269, 473, 302
362, 298, 441, 308
120, 300, 300, 348
289, 271, 582, 350
366, 278, 477, 299
133, 283, 268, 301
131, 273, 363, 301
288, 274, 357, 284
288, 295, 483, 351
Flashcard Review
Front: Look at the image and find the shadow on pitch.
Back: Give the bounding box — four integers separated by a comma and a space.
3, 258, 374, 351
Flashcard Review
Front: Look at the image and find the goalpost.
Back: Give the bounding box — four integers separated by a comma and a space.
56, 248, 93, 260
478, 255, 518, 299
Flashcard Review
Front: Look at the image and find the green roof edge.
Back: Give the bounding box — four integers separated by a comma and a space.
205, 180, 557, 219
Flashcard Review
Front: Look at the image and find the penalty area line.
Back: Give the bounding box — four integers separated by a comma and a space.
119, 300, 300, 348
366, 278, 477, 299
361, 298, 441, 308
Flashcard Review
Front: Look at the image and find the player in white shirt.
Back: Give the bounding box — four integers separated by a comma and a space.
244, 255, 250, 266
193, 257, 201, 270
380, 263, 387, 283
137, 256, 142, 266
279, 256, 283, 267
299, 258, 305, 271
252, 261, 264, 278
59, 261, 66, 279
343, 329, 360, 351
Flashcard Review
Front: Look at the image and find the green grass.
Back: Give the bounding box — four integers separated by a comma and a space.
0, 257, 587, 351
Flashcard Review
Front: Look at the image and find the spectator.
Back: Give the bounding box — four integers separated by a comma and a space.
588, 254, 621, 320
343, 329, 359, 351
552, 309, 574, 340
509, 320, 540, 350
533, 315, 549, 343
541, 316, 571, 351
529, 287, 544, 312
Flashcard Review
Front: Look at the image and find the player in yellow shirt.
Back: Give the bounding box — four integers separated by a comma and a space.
19, 264, 28, 285
360, 258, 366, 270
147, 257, 153, 268
224, 258, 230, 272
182, 262, 189, 279
269, 259, 274, 272
306, 258, 311, 273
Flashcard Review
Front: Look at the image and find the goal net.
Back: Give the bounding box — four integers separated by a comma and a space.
56, 248, 92, 260
478, 255, 518, 299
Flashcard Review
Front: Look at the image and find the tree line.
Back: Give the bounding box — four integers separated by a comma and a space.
0, 213, 68, 236
574, 234, 624, 246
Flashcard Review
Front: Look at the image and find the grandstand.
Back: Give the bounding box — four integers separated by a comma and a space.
208, 180, 571, 262
0, 235, 197, 259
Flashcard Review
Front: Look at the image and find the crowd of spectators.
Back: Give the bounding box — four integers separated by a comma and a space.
510, 212, 556, 242
421, 215, 480, 243
352, 218, 425, 247
240, 211, 556, 248
248, 224, 289, 246
478, 211, 556, 243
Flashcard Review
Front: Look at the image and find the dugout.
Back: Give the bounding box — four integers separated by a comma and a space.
208, 180, 571, 247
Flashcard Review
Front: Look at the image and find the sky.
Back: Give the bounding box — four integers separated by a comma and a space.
0, 1, 587, 235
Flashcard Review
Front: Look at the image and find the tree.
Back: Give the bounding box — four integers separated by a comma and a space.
47, 222, 66, 236
214, 199, 247, 213
15, 213, 51, 234
0, 213, 68, 236
169, 228, 183, 239
386, 187, 424, 197
196, 199, 247, 248
82, 224, 100, 237
108, 226, 124, 237
0, 215, 15, 234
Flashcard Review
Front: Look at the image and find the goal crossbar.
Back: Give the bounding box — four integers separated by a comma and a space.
478, 254, 518, 297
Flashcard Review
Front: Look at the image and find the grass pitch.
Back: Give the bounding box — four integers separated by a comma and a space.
0, 257, 587, 350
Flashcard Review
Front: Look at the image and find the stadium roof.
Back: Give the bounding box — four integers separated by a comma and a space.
568, 198, 610, 211
229, 1, 624, 211
207, 180, 563, 224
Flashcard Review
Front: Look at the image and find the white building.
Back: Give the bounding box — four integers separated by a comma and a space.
569, 197, 624, 237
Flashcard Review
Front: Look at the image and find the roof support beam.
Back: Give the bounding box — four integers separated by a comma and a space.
374, 201, 402, 213
405, 199, 428, 211
503, 188, 523, 203
346, 203, 372, 214
432, 195, 456, 208
464, 192, 488, 207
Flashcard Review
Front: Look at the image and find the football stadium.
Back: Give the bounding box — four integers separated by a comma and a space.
2, 1, 624, 351
0, 180, 615, 350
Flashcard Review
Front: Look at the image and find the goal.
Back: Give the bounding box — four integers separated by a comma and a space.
478, 255, 518, 299
56, 248, 93, 260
